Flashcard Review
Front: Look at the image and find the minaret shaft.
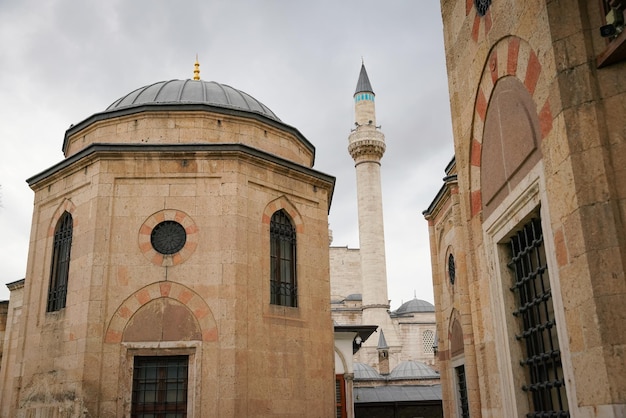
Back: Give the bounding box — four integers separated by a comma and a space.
354, 160, 389, 309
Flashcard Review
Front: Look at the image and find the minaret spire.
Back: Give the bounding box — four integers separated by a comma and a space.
354, 62, 374, 96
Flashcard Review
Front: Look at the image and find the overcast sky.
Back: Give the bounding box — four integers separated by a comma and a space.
0, 0, 454, 308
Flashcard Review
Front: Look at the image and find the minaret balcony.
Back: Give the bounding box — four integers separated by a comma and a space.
348, 130, 386, 161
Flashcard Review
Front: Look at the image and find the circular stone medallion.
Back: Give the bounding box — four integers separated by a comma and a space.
150, 221, 187, 255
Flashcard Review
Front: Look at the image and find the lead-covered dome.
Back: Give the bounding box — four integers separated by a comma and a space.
106, 79, 280, 121
61, 77, 316, 161
393, 298, 435, 315
388, 361, 439, 380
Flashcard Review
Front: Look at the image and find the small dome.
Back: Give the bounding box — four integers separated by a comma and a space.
345, 293, 362, 301
388, 361, 439, 380
393, 298, 434, 314
106, 79, 280, 121
353, 363, 384, 380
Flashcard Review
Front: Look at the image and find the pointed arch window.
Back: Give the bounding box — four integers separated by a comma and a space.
270, 210, 297, 307
47, 211, 73, 312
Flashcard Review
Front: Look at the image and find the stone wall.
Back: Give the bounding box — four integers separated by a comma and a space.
428, 0, 626, 416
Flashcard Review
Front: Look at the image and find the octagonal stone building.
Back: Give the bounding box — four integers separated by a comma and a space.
0, 75, 336, 417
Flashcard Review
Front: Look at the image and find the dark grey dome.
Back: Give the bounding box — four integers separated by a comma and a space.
388, 361, 439, 380
353, 363, 384, 380
106, 79, 280, 121
394, 298, 435, 314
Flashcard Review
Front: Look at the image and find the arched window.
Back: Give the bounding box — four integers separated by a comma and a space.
270, 210, 297, 307
47, 211, 73, 312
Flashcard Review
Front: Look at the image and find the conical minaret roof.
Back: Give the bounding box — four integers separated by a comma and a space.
354, 63, 374, 95
377, 329, 389, 350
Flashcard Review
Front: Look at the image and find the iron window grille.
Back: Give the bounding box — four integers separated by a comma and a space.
507, 218, 569, 417
474, 0, 492, 16
47, 212, 73, 312
270, 210, 297, 307
151, 220, 187, 255
131, 355, 188, 418
455, 365, 470, 418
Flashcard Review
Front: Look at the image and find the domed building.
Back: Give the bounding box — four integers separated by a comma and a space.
0, 65, 336, 417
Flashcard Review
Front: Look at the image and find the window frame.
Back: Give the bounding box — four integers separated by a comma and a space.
269, 209, 298, 307
597, 0, 626, 67
454, 363, 470, 418
121, 342, 200, 418
482, 166, 574, 416
131, 355, 189, 418
47, 211, 73, 312
335, 374, 347, 418
504, 216, 568, 417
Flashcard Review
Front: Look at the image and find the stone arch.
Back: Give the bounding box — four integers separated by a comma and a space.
262, 196, 303, 233
334, 346, 349, 374
47, 199, 77, 238
468, 35, 553, 218
105, 281, 217, 343
449, 310, 464, 358
122, 298, 202, 342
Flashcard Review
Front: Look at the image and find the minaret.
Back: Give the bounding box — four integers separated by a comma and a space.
348, 62, 399, 351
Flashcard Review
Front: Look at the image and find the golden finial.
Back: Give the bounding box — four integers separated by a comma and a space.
193, 54, 200, 80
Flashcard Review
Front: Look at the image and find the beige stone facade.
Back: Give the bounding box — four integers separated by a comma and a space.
0, 80, 336, 417
425, 1, 626, 417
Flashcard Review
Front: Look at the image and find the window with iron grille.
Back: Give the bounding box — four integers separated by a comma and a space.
507, 218, 569, 417
131, 355, 188, 418
455, 364, 470, 418
47, 211, 73, 312
270, 210, 297, 307
423, 330, 435, 354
